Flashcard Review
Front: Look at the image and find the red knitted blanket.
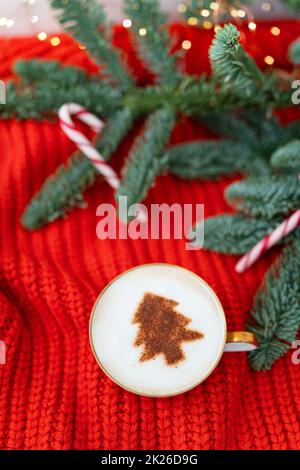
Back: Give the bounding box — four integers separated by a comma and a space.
0, 20, 300, 450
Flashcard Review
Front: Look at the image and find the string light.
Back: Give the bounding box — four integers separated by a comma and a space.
237, 9, 246, 18
50, 37, 61, 46
177, 3, 187, 13
123, 18, 132, 28
270, 26, 280, 36
31, 15, 39, 24
248, 22, 257, 31
201, 9, 210, 17
6, 19, 15, 28
203, 20, 213, 29
182, 40, 192, 50
231, 9, 239, 18
187, 17, 198, 25
264, 55, 274, 65
1, 6, 45, 38
37, 31, 47, 41
139, 28, 147, 36
261, 2, 272, 11
78, 44, 86, 50
210, 2, 218, 10
23, 0, 43, 38
214, 25, 221, 32
0, 17, 16, 28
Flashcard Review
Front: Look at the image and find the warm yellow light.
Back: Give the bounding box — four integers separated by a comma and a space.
203, 20, 213, 29
188, 16, 198, 25
50, 37, 61, 46
210, 2, 218, 10
264, 55, 274, 65
123, 18, 132, 28
182, 40, 192, 50
201, 9, 210, 17
37, 32, 47, 41
237, 9, 246, 17
261, 2, 271, 11
248, 22, 256, 31
177, 3, 187, 13
214, 25, 221, 32
270, 26, 280, 36
78, 44, 86, 50
231, 9, 238, 18
139, 27, 147, 36
0, 17, 7, 26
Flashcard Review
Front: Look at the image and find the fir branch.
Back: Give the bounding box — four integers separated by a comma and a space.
255, 118, 292, 157
201, 112, 257, 144
226, 175, 300, 219
124, 0, 180, 85
116, 107, 175, 212
210, 24, 261, 90
201, 214, 275, 254
123, 76, 290, 118
14, 59, 89, 86
22, 108, 135, 229
1, 78, 121, 120
209, 24, 276, 104
271, 140, 300, 172
50, 0, 133, 88
203, 113, 292, 169
165, 140, 254, 179
252, 118, 300, 158
0, 82, 54, 120
248, 240, 300, 370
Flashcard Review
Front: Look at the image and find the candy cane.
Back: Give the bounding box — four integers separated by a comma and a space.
236, 208, 300, 273
58, 103, 147, 221
59, 103, 120, 189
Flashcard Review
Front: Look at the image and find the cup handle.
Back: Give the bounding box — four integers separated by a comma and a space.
224, 331, 258, 352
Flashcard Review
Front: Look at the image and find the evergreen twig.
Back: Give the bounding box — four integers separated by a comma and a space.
165, 140, 254, 179
271, 140, 300, 171
209, 24, 279, 107
124, 0, 180, 85
1, 78, 122, 120
14, 59, 89, 86
226, 175, 300, 219
201, 111, 257, 144
248, 240, 300, 370
117, 107, 175, 211
50, 0, 133, 88
202, 215, 276, 254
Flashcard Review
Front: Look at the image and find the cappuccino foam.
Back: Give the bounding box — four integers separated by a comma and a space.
91, 264, 226, 396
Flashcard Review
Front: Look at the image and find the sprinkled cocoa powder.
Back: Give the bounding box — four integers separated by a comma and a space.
132, 292, 203, 366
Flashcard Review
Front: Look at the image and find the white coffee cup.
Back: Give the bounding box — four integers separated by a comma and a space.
90, 263, 257, 397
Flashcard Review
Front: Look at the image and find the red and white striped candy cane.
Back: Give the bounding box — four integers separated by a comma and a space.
59, 103, 120, 189
58, 103, 147, 222
235, 208, 300, 273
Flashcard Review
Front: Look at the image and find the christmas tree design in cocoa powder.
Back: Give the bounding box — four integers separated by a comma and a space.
133, 292, 203, 365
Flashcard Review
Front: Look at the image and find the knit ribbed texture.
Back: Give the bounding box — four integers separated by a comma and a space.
0, 21, 300, 450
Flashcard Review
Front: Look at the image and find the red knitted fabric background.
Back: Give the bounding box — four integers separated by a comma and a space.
1, 20, 300, 450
